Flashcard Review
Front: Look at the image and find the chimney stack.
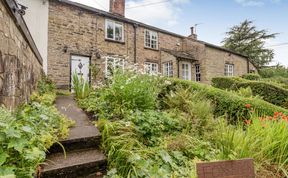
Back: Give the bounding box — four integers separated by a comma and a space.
189, 27, 197, 40
110, 0, 125, 17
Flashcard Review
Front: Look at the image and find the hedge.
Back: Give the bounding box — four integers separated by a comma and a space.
212, 77, 288, 109
241, 73, 261, 81
161, 79, 288, 122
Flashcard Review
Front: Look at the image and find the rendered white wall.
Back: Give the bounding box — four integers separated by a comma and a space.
17, 0, 49, 74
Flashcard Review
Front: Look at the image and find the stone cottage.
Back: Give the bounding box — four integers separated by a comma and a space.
19, 0, 257, 88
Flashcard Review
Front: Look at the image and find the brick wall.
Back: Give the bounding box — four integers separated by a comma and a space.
0, 0, 43, 109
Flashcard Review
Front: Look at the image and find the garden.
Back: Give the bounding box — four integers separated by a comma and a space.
76, 68, 288, 178
0, 77, 74, 178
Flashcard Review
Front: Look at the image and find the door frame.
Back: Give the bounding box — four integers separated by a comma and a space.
69, 54, 91, 91
181, 61, 192, 80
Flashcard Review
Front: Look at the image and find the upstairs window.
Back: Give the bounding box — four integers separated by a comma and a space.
163, 62, 173, 77
145, 30, 158, 49
144, 62, 158, 75
195, 64, 201, 82
105, 19, 124, 42
105, 56, 125, 77
225, 64, 234, 77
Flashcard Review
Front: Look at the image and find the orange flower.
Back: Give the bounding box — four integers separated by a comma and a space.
244, 120, 251, 125
274, 112, 279, 117
245, 104, 251, 109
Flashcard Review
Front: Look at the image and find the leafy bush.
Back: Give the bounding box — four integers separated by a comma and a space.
212, 77, 288, 108
72, 72, 90, 100
162, 79, 288, 122
0, 78, 73, 177
241, 73, 261, 80
79, 71, 161, 119
128, 110, 182, 146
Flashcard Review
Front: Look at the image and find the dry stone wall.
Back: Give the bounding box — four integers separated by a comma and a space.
0, 0, 43, 109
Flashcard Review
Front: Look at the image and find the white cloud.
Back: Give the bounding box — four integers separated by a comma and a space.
70, 0, 189, 27
235, 0, 282, 6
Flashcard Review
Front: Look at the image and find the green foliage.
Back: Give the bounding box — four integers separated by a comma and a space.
72, 72, 90, 100
259, 65, 288, 78
0, 78, 73, 177
128, 110, 182, 146
79, 71, 288, 177
79, 71, 161, 119
241, 73, 261, 80
212, 77, 288, 108
222, 20, 278, 68
163, 79, 288, 122
213, 113, 288, 177
37, 76, 55, 95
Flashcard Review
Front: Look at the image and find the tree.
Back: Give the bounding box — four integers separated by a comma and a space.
222, 20, 278, 68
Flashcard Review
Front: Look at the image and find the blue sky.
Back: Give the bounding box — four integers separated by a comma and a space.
71, 0, 288, 66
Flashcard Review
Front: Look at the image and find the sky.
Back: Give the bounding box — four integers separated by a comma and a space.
70, 0, 288, 66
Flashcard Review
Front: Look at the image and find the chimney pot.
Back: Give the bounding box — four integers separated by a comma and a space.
110, 0, 125, 16
189, 26, 197, 40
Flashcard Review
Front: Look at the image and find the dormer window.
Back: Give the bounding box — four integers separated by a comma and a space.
145, 30, 158, 49
105, 19, 124, 42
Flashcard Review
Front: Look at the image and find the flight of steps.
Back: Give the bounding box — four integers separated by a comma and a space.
40, 96, 107, 178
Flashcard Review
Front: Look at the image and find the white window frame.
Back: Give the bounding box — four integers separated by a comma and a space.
195, 64, 201, 82
163, 61, 173, 77
225, 64, 234, 77
144, 62, 159, 75
182, 62, 191, 80
105, 19, 124, 42
144, 29, 158, 49
105, 56, 125, 77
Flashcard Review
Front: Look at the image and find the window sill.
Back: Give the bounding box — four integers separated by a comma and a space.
144, 47, 159, 51
105, 38, 125, 44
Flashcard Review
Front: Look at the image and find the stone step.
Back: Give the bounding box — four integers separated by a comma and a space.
48, 125, 102, 154
41, 148, 106, 178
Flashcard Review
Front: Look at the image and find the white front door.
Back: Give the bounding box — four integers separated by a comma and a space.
71, 55, 90, 86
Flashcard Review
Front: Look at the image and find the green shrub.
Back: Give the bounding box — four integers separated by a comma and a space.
241, 73, 261, 80
212, 77, 288, 108
72, 72, 90, 100
162, 79, 288, 122
79, 71, 162, 119
128, 110, 182, 146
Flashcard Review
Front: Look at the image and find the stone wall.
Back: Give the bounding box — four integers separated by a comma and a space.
0, 0, 43, 109
204, 46, 249, 84
48, 0, 183, 88
48, 0, 255, 87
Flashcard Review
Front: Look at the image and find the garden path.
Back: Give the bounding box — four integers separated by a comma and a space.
40, 95, 106, 178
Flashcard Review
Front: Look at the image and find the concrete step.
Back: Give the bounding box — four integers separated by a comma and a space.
41, 148, 106, 178
48, 125, 102, 154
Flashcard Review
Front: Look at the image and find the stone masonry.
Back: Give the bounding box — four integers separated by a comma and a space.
47, 0, 257, 88
0, 0, 43, 109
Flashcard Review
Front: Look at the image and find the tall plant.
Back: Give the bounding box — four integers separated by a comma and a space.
72, 72, 90, 99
